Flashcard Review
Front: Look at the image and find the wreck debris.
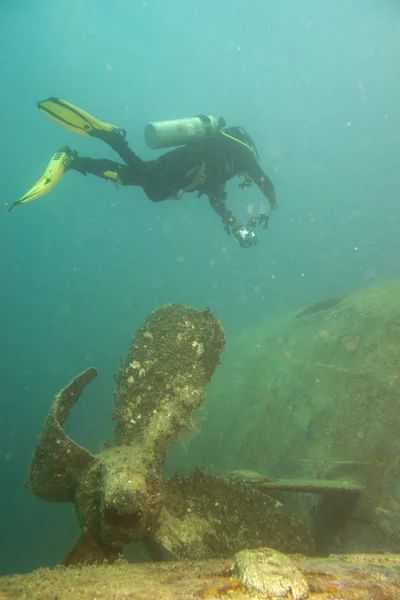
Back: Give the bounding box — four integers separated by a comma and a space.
26, 367, 97, 502
25, 303, 314, 564
112, 303, 225, 459
225, 470, 365, 496
154, 472, 315, 559
235, 547, 309, 599
192, 278, 400, 556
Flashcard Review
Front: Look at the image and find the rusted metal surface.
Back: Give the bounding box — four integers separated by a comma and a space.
257, 478, 365, 495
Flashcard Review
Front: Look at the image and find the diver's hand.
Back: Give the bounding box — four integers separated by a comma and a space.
224, 216, 240, 236
231, 220, 245, 233
258, 213, 270, 230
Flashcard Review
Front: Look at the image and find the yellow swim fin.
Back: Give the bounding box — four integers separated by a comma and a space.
37, 97, 126, 141
8, 147, 73, 212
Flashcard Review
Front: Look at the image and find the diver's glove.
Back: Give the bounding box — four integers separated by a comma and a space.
258, 202, 277, 230
258, 212, 270, 230
231, 219, 259, 248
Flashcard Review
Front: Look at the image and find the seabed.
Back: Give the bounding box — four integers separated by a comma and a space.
1, 552, 400, 599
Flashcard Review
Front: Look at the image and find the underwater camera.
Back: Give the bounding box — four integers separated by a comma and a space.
234, 219, 259, 248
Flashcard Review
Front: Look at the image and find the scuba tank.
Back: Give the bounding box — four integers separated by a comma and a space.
144, 115, 220, 149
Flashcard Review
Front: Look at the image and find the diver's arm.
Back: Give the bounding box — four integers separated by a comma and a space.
246, 161, 278, 210
208, 195, 237, 231
209, 193, 260, 248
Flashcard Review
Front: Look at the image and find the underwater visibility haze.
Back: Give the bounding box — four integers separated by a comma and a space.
1, 0, 400, 577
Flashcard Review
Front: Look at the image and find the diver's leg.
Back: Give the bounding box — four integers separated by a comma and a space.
70, 155, 146, 186
8, 147, 144, 213
98, 134, 143, 169
9, 147, 75, 212
74, 154, 173, 201
74, 155, 175, 202
37, 97, 142, 168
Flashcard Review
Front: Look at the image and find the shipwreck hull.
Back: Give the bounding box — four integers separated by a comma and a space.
173, 279, 400, 555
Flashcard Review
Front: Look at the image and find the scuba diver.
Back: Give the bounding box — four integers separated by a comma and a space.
9, 98, 278, 248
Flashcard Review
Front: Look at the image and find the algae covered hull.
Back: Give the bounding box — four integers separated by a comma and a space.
177, 279, 400, 555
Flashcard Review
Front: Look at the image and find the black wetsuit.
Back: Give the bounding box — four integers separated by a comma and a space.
72, 130, 277, 227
